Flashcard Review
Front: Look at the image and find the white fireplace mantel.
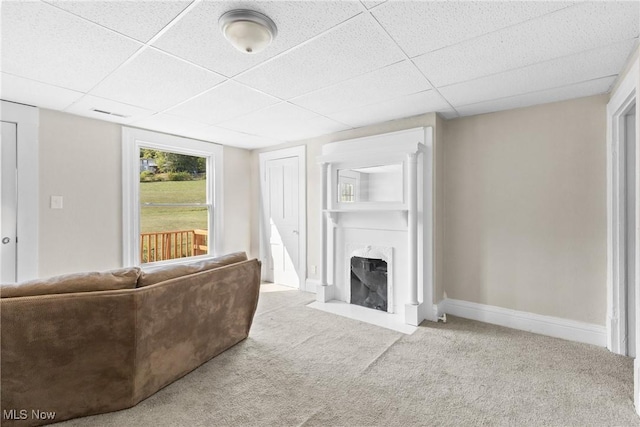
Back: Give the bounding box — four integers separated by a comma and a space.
315, 127, 435, 327
324, 208, 409, 227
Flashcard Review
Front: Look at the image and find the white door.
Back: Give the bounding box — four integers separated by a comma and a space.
266, 157, 299, 288
626, 105, 637, 357
1, 121, 18, 283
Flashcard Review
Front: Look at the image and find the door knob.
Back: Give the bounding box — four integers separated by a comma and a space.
2, 237, 10, 244
292, 230, 299, 234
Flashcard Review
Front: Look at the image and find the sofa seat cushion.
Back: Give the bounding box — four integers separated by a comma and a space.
137, 251, 248, 288
0, 267, 141, 298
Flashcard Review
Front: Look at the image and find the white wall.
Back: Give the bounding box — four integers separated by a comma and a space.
443, 94, 608, 325
222, 145, 251, 254
39, 109, 122, 276
38, 109, 252, 278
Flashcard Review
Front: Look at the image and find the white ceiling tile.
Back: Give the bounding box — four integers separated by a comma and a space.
184, 126, 284, 149
218, 102, 350, 141
414, 2, 640, 87
64, 95, 154, 124
236, 14, 406, 99
153, 1, 363, 77
0, 73, 84, 110
455, 76, 616, 117
372, 1, 573, 57
440, 38, 636, 108
44, 0, 192, 42
1, 1, 142, 92
166, 81, 280, 125
293, 116, 352, 141
327, 90, 451, 128
2, 1, 635, 150
362, 1, 387, 10
90, 48, 225, 111
290, 60, 431, 116
130, 113, 210, 136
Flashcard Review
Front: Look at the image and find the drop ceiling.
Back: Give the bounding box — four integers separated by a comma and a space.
1, 0, 638, 149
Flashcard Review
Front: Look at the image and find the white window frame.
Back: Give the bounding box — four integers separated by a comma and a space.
122, 127, 223, 267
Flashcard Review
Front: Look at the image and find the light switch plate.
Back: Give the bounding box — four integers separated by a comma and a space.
50, 195, 63, 209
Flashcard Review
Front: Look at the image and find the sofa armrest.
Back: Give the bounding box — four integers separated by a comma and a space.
1, 292, 137, 426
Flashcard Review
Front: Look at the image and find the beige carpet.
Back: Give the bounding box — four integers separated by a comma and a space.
61, 285, 638, 426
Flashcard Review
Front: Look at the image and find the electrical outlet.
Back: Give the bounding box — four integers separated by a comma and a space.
50, 195, 63, 209
311, 265, 317, 275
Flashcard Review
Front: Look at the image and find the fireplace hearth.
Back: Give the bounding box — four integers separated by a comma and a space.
350, 256, 388, 312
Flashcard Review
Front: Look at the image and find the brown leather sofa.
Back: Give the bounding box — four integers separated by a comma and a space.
0, 252, 261, 426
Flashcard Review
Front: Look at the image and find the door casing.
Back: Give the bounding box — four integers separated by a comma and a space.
0, 101, 39, 282
1, 121, 18, 282
606, 59, 640, 415
607, 61, 639, 357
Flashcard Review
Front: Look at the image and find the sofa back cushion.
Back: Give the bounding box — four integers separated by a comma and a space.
0, 267, 141, 298
137, 251, 248, 288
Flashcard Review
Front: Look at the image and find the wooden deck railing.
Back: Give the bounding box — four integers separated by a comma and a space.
140, 229, 208, 263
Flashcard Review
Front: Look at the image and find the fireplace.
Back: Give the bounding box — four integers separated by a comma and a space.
351, 256, 388, 312
314, 126, 435, 328
347, 244, 394, 313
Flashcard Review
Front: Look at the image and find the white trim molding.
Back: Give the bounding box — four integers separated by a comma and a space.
305, 279, 321, 291
122, 127, 223, 267
0, 100, 39, 282
607, 60, 639, 356
442, 298, 606, 347
315, 127, 434, 327
433, 300, 446, 320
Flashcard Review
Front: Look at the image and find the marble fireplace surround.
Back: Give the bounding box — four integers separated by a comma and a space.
347, 244, 393, 313
312, 127, 436, 330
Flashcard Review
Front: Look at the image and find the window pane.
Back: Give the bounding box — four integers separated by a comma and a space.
140, 149, 206, 204
138, 148, 209, 264
139, 206, 208, 264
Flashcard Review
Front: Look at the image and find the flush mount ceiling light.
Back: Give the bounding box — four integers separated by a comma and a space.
219, 9, 277, 54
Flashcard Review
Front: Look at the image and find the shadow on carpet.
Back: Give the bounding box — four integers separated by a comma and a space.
60, 286, 639, 426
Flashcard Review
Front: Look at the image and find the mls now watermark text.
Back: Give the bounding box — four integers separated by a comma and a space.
3, 409, 56, 421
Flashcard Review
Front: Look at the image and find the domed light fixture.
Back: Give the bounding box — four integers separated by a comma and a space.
219, 10, 277, 54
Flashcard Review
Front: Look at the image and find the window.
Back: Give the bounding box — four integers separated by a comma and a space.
340, 182, 355, 202
139, 149, 208, 264
337, 171, 358, 203
122, 128, 223, 267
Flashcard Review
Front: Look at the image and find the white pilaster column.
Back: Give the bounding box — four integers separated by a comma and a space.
407, 152, 419, 306
317, 162, 333, 302
320, 162, 328, 287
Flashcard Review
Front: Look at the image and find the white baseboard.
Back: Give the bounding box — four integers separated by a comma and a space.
304, 279, 321, 293
441, 298, 606, 347
315, 283, 335, 302
433, 300, 445, 319
635, 359, 640, 412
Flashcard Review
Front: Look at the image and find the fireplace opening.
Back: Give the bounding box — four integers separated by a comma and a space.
350, 256, 388, 312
